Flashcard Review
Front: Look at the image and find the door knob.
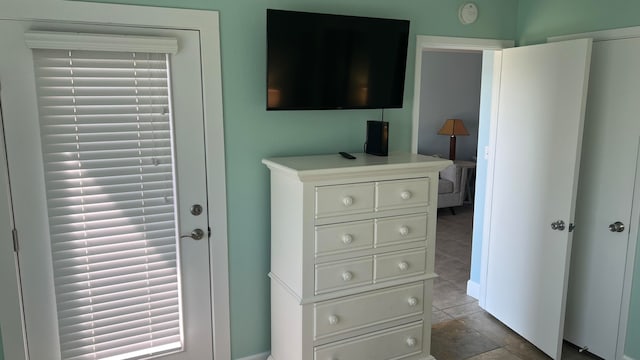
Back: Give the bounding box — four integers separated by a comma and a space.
609, 221, 625, 233
181, 228, 205, 240
551, 220, 565, 231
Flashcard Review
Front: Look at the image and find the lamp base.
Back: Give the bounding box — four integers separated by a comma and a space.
449, 135, 457, 161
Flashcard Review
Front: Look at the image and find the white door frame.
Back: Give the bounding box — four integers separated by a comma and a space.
550, 26, 640, 360
410, 35, 514, 153
0, 1, 230, 359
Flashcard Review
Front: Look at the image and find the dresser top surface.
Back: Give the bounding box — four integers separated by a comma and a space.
262, 153, 451, 179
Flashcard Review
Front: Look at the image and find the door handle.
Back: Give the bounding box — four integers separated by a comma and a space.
609, 221, 625, 233
551, 220, 565, 231
181, 228, 205, 240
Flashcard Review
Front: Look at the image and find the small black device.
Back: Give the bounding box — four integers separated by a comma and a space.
365, 120, 389, 156
339, 152, 356, 160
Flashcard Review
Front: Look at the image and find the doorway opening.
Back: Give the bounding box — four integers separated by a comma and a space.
415, 48, 482, 322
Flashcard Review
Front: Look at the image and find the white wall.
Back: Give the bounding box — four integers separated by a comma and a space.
417, 51, 482, 160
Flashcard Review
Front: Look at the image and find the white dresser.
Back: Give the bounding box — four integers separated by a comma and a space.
262, 153, 451, 360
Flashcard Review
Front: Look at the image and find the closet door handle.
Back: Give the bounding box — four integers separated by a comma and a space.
609, 221, 625, 233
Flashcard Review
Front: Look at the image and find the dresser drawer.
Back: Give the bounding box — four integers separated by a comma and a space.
375, 214, 428, 247
314, 282, 423, 339
375, 178, 429, 211
315, 220, 374, 256
375, 249, 426, 282
316, 183, 375, 218
315, 257, 373, 294
314, 321, 423, 360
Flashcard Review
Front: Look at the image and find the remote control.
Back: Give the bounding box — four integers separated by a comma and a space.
339, 152, 356, 160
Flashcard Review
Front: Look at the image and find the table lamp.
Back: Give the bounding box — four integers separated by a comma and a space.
438, 119, 469, 161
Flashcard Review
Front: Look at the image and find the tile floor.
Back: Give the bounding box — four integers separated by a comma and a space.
431, 205, 601, 360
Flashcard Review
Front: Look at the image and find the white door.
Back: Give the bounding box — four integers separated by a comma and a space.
564, 37, 640, 359
482, 39, 592, 359
0, 21, 213, 359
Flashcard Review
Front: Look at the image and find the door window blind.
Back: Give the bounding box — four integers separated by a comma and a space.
31, 47, 183, 360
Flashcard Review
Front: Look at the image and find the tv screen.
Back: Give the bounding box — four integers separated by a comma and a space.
267, 9, 410, 110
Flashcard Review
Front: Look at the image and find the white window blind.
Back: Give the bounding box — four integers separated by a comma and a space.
31, 47, 183, 360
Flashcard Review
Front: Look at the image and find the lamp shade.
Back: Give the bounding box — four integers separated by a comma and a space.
438, 119, 469, 136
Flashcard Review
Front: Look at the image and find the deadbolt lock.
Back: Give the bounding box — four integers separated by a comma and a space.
190, 204, 203, 216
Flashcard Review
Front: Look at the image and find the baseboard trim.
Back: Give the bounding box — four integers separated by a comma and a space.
623, 355, 637, 360
235, 351, 270, 360
467, 280, 480, 299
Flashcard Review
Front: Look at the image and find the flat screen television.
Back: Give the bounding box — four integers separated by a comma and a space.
266, 9, 410, 111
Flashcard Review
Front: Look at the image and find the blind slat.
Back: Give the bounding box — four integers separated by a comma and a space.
57, 288, 179, 316
59, 295, 178, 326
50, 224, 176, 245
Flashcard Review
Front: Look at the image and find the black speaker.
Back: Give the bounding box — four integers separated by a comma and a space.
365, 120, 389, 156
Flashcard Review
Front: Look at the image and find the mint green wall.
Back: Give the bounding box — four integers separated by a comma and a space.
517, 2, 640, 358
518, 0, 640, 45
0, 329, 4, 360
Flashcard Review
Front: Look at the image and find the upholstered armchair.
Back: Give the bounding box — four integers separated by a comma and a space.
437, 164, 469, 214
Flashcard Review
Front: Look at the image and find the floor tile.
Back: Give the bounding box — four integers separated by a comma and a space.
432, 308, 454, 325
458, 311, 524, 347
432, 279, 477, 310
431, 320, 501, 360
441, 300, 483, 319
467, 348, 523, 360
503, 340, 551, 360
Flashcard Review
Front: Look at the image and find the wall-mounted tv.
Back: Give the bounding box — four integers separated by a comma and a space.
267, 9, 410, 111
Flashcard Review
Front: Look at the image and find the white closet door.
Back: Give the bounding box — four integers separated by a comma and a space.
482, 39, 592, 359
564, 37, 640, 360
0, 21, 213, 360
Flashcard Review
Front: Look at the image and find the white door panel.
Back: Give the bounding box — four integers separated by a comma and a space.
0, 20, 213, 360
483, 39, 592, 359
564, 37, 640, 360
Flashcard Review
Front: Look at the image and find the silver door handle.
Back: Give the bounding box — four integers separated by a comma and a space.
609, 221, 625, 233
551, 220, 565, 231
181, 228, 205, 240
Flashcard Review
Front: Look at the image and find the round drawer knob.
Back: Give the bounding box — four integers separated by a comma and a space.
341, 234, 353, 244
399, 226, 410, 236
406, 337, 417, 347
400, 190, 412, 200
341, 271, 353, 281
342, 196, 354, 207
328, 315, 339, 325
398, 261, 409, 271
407, 297, 418, 307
